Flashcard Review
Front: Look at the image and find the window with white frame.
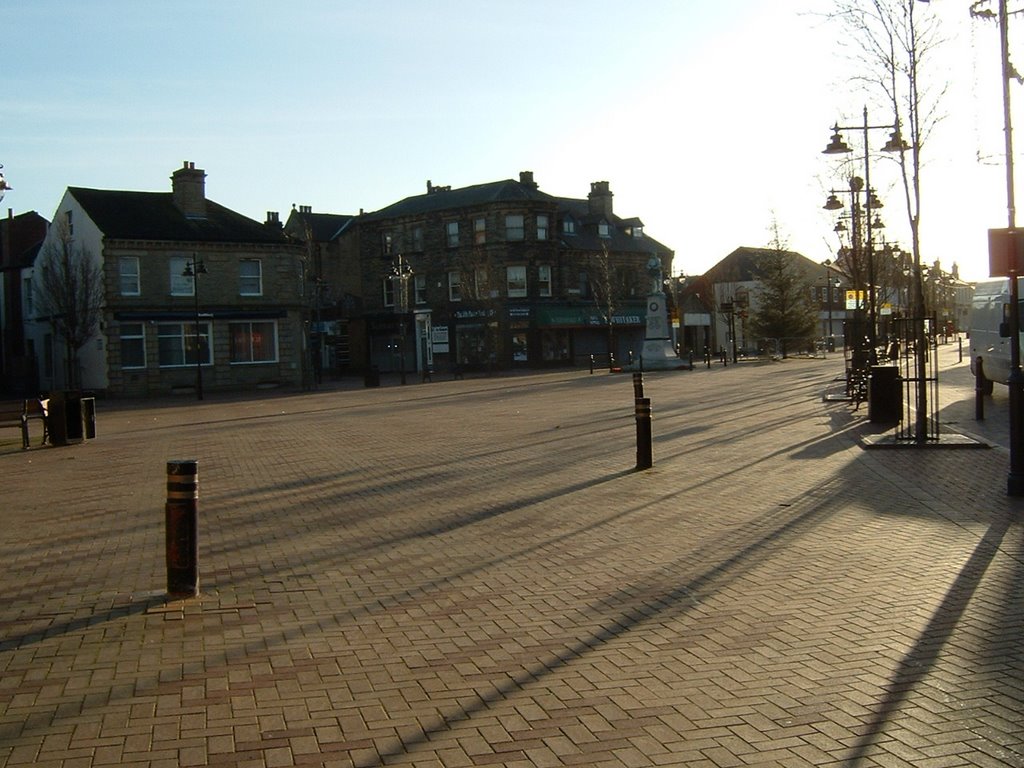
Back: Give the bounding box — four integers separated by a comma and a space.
448, 271, 462, 301
563, 217, 576, 235
598, 221, 611, 238
507, 265, 527, 298
446, 221, 459, 248
414, 274, 427, 305
239, 259, 262, 296
474, 217, 486, 245
119, 256, 141, 296
169, 255, 193, 296
538, 265, 552, 297
505, 214, 525, 241
537, 215, 549, 241
383, 277, 395, 307
381, 231, 394, 256
158, 321, 210, 367
120, 323, 146, 368
229, 320, 278, 363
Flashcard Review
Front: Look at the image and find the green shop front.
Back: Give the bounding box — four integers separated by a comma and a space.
513, 303, 647, 368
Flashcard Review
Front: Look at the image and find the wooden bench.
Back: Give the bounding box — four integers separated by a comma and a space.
0, 398, 49, 449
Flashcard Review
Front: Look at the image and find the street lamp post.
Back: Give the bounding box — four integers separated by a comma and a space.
390, 254, 414, 385
182, 257, 208, 400
823, 107, 908, 357
822, 259, 840, 353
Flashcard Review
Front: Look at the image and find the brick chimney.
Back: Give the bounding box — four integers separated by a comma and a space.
519, 171, 538, 189
171, 161, 207, 219
588, 181, 613, 217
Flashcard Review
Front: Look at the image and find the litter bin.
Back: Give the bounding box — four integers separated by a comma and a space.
364, 365, 380, 388
47, 391, 96, 445
868, 365, 901, 424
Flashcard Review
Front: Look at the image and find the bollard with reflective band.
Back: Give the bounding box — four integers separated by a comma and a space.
165, 459, 199, 597
635, 397, 652, 470
632, 372, 644, 400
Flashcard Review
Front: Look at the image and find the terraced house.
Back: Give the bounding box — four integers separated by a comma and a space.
26, 162, 307, 396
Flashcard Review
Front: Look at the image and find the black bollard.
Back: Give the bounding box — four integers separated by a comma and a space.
958, 337, 963, 363
976, 357, 986, 421
166, 459, 199, 597
635, 397, 653, 470
632, 371, 644, 400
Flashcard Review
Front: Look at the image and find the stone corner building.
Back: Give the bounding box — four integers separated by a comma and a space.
319, 171, 675, 375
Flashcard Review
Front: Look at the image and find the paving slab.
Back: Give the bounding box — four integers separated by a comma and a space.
1, 345, 1022, 767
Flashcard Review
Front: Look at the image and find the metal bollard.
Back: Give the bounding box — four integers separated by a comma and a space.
166, 459, 199, 597
635, 397, 653, 470
976, 357, 985, 421
632, 371, 644, 399
590, 354, 595, 374
958, 337, 963, 363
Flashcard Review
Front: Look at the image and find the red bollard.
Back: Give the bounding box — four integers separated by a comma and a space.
166, 459, 199, 597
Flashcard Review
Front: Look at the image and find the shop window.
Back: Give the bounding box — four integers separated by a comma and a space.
158, 321, 210, 367
229, 320, 278, 363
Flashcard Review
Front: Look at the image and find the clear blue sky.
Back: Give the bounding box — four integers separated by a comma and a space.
2, 0, 1016, 280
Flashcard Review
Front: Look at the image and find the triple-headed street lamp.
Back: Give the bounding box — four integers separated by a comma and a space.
182, 257, 208, 400
823, 107, 909, 357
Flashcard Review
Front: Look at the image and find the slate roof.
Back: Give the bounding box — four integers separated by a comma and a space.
0, 211, 48, 271
361, 178, 558, 221
286, 210, 356, 241
68, 187, 289, 244
555, 197, 671, 255
704, 246, 820, 283
360, 177, 672, 257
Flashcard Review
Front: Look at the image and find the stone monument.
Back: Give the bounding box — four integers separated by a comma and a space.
635, 255, 683, 370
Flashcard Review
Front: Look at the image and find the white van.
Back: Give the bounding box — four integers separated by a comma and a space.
969, 278, 1020, 392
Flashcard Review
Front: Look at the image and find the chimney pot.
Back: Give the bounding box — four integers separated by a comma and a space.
171, 162, 207, 219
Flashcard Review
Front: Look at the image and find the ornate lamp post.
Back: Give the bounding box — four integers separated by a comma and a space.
182, 257, 208, 400
822, 259, 841, 353
389, 254, 414, 385
823, 108, 909, 357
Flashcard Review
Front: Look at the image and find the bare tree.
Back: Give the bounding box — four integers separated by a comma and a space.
589, 242, 618, 368
829, 0, 947, 440
35, 221, 104, 389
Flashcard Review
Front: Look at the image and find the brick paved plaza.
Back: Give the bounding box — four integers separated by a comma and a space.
2, 345, 1022, 767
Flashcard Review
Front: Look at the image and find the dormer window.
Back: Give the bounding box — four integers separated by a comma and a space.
562, 217, 576, 235
633, 225, 643, 238
598, 222, 611, 238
